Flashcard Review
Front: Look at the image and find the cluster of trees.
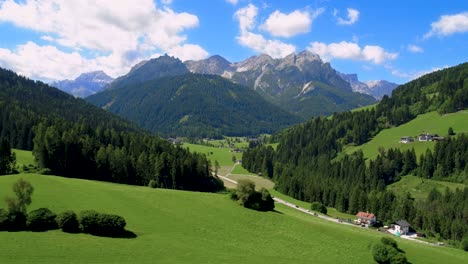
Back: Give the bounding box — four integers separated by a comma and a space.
0, 179, 132, 238
243, 63, 468, 243
230, 179, 274, 211
417, 134, 468, 182
372, 237, 408, 264
32, 122, 224, 192
0, 139, 16, 175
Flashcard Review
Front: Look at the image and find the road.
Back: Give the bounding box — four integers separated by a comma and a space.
216, 171, 434, 246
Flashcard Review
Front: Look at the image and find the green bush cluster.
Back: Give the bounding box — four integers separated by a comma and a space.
371, 237, 408, 264
27, 208, 57, 231
79, 210, 126, 237
310, 202, 327, 214
230, 179, 274, 212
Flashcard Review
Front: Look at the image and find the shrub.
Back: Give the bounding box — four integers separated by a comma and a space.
79, 210, 101, 234
148, 179, 158, 188
461, 236, 468, 251
56, 210, 79, 233
97, 214, 126, 237
79, 210, 127, 237
232, 180, 274, 211
372, 237, 408, 264
27, 208, 57, 231
311, 202, 327, 214
381, 237, 398, 248
0, 209, 9, 231
0, 210, 27, 231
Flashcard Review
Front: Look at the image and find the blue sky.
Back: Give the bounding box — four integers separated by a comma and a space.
0, 0, 466, 84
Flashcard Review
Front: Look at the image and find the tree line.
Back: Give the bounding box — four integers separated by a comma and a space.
0, 67, 223, 193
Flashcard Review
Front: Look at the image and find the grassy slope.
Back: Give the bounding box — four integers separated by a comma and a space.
12, 149, 35, 167
184, 143, 254, 176
343, 110, 468, 160
388, 175, 466, 200
0, 174, 466, 264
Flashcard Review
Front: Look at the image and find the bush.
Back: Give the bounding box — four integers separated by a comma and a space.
56, 210, 79, 233
461, 236, 468, 251
79, 210, 100, 234
0, 209, 9, 231
232, 180, 274, 211
372, 237, 408, 264
310, 202, 327, 214
79, 210, 127, 237
97, 214, 126, 237
148, 179, 157, 188
27, 208, 57, 231
0, 210, 27, 231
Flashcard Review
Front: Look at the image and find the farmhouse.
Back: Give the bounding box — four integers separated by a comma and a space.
391, 220, 411, 236
399, 136, 414, 143
418, 133, 434, 141
355, 211, 376, 225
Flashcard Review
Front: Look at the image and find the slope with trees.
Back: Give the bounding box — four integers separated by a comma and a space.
87, 73, 303, 138
0, 67, 223, 193
242, 62, 468, 243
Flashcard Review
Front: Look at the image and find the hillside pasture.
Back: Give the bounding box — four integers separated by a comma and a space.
343, 110, 468, 161
0, 174, 466, 263
388, 175, 466, 200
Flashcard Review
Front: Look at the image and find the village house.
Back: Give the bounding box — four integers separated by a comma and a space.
355, 211, 376, 226
399, 136, 414, 143
391, 220, 411, 236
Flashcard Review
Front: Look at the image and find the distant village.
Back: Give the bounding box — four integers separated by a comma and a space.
399, 133, 445, 144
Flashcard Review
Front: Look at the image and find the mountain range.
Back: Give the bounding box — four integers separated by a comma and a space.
338, 73, 399, 99
86, 56, 303, 138
51, 71, 114, 98
185, 51, 376, 118
51, 51, 399, 137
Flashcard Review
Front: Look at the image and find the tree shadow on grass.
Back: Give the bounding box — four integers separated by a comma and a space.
272, 209, 284, 214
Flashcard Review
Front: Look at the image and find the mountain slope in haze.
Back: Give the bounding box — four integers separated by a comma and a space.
186, 51, 376, 119
108, 54, 189, 90
86, 74, 303, 138
0, 67, 136, 149
338, 72, 399, 99
51, 71, 114, 98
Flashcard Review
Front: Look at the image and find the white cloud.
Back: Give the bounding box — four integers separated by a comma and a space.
168, 44, 209, 62
226, 0, 239, 5
237, 32, 296, 58
389, 65, 448, 80
407, 44, 424, 53
234, 3, 258, 32
424, 12, 468, 38
337, 8, 359, 25
234, 4, 296, 58
0, 0, 208, 80
260, 8, 324, 38
161, 0, 173, 5
308, 41, 397, 64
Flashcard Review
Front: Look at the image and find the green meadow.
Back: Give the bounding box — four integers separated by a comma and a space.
343, 110, 468, 160
0, 174, 466, 264
388, 175, 466, 200
12, 148, 35, 167
184, 143, 255, 176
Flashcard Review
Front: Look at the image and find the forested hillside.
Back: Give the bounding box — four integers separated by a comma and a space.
243, 63, 468, 242
0, 67, 223, 192
87, 74, 303, 138
0, 67, 135, 150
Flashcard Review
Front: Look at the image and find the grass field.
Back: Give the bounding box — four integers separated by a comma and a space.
0, 174, 466, 264
12, 149, 35, 167
184, 143, 255, 176
269, 189, 357, 220
388, 175, 466, 200
343, 110, 468, 161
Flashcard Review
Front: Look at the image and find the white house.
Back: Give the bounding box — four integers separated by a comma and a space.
399, 137, 414, 143
393, 220, 411, 235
